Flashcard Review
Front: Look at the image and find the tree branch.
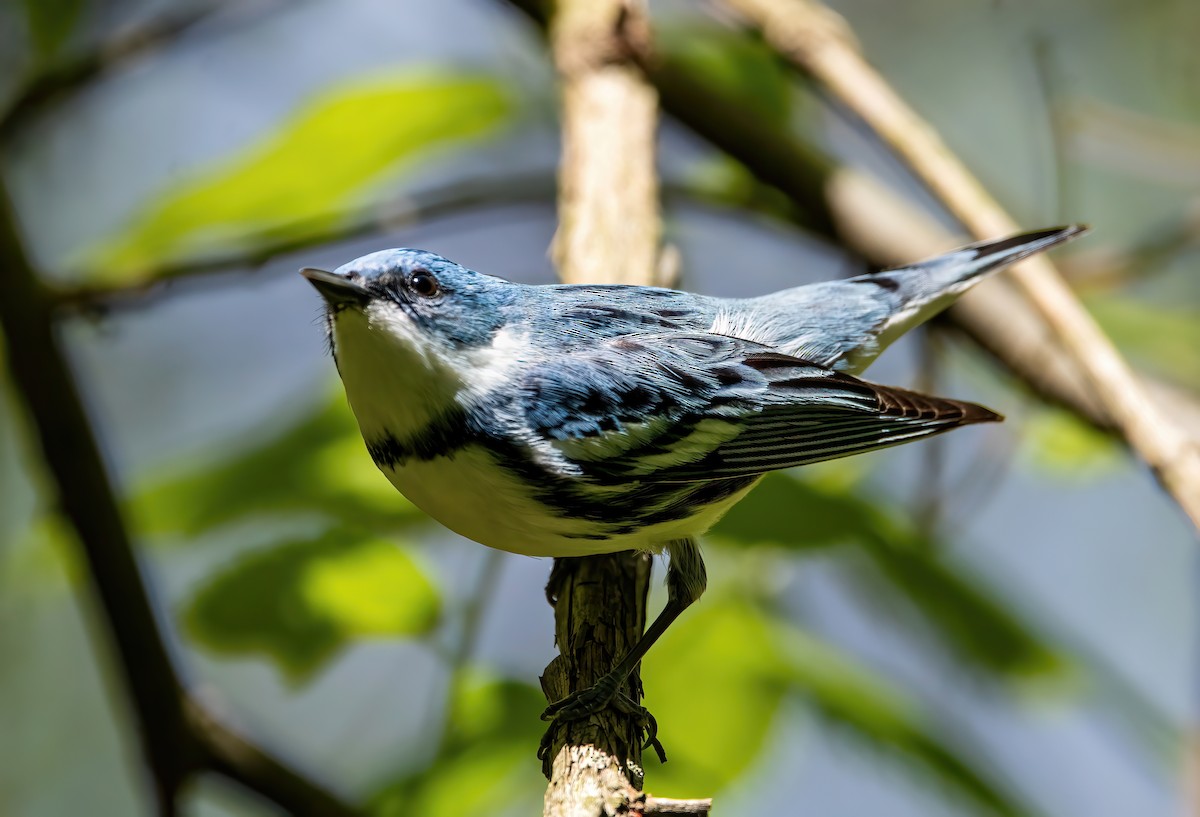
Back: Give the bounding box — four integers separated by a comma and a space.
536, 0, 686, 814
606, 13, 1200, 450
642, 796, 713, 816
49, 174, 557, 317
549, 0, 661, 286
0, 182, 197, 812
188, 701, 359, 817
720, 0, 1200, 530
1, 0, 259, 140
0, 182, 360, 815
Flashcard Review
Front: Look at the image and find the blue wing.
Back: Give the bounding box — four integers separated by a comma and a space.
514, 333, 999, 482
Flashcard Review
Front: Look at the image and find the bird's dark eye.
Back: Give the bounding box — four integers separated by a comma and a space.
408, 270, 440, 298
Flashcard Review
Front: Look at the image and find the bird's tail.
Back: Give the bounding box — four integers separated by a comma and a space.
871, 224, 1087, 304
840, 224, 1087, 367
913, 224, 1087, 289
736, 225, 1087, 373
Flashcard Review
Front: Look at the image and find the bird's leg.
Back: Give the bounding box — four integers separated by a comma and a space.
539, 538, 707, 762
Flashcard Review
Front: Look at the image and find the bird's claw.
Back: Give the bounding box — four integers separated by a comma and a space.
537, 685, 667, 775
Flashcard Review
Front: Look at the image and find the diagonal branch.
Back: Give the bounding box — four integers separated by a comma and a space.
1, 0, 261, 140
567, 9, 1200, 468
720, 0, 1200, 530
49, 174, 557, 316
0, 184, 196, 813
0, 183, 360, 816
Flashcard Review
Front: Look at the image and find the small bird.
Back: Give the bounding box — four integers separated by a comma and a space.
302, 225, 1084, 750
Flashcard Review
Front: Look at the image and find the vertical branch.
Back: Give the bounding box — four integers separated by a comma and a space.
721, 0, 1200, 530
539, 0, 665, 814
541, 555, 653, 814
551, 0, 661, 285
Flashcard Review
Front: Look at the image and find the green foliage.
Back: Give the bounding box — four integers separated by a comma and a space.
644, 598, 790, 794
1021, 406, 1122, 476
130, 396, 425, 537
656, 25, 794, 128
372, 672, 546, 817
20, 0, 83, 59
647, 593, 1037, 816
86, 72, 511, 280
770, 621, 1035, 817
183, 527, 440, 682
715, 470, 879, 549
657, 24, 809, 217
1086, 296, 1200, 390
715, 474, 1063, 681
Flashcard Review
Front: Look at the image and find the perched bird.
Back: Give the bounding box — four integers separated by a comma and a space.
302, 225, 1084, 745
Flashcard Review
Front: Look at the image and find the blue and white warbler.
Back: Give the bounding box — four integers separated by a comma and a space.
302, 225, 1084, 743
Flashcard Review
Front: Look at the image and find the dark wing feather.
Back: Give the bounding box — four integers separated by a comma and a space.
514, 334, 999, 482
654, 353, 1000, 480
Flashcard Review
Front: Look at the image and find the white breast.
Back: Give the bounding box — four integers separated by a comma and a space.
379, 447, 759, 558
379, 448, 624, 557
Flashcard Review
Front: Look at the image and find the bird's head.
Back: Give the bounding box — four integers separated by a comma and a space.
302, 248, 517, 362
302, 249, 522, 432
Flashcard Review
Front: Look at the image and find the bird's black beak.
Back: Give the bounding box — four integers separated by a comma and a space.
300, 268, 372, 308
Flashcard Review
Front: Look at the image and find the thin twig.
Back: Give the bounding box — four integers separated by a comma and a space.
50, 174, 558, 316
721, 0, 1200, 530
0, 183, 360, 815
420, 548, 507, 759
1, 0, 256, 140
49, 175, 741, 316
0, 182, 195, 811
642, 796, 714, 815
188, 701, 359, 817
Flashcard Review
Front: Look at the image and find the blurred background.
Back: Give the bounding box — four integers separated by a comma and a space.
1, 0, 1198, 815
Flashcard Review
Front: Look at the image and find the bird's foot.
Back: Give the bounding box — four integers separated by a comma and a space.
537, 676, 667, 774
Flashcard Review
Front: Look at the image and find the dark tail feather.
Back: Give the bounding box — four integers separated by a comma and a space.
961, 224, 1089, 274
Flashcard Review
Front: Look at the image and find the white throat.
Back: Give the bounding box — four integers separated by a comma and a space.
330, 301, 526, 442
332, 302, 461, 440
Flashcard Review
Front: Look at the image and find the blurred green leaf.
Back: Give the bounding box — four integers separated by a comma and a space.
647, 593, 1036, 816
714, 471, 876, 549
1021, 405, 1121, 476
768, 620, 1035, 817
848, 537, 1063, 679
11, 513, 85, 591
716, 474, 1062, 681
372, 672, 545, 817
87, 72, 511, 280
131, 396, 424, 537
21, 0, 83, 59
1087, 296, 1200, 389
183, 527, 440, 681
644, 597, 790, 795
657, 26, 793, 128
658, 25, 808, 219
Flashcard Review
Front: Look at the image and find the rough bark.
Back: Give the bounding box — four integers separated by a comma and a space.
540, 0, 678, 814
